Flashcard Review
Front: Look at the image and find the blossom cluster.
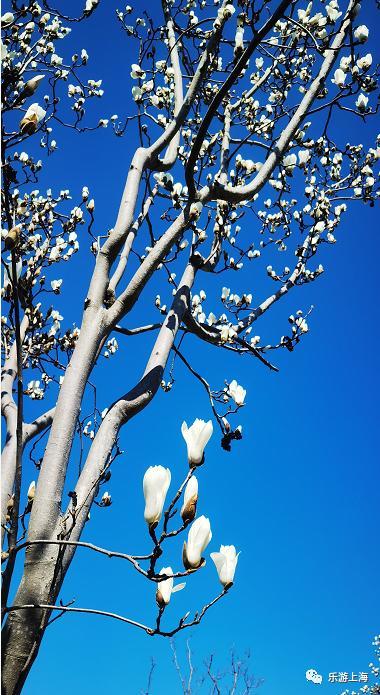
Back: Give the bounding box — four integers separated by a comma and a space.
142, 418, 239, 608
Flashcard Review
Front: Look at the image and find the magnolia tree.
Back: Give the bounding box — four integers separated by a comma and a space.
1, 0, 379, 692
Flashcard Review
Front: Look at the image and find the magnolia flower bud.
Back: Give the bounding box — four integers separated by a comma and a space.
101, 491, 112, 507
189, 202, 202, 220
183, 515, 212, 569
143, 465, 171, 527
27, 481, 36, 502
21, 75, 45, 99
181, 419, 213, 467
332, 68, 346, 88
222, 417, 231, 433
181, 476, 198, 525
4, 225, 22, 250
356, 93, 368, 112
156, 567, 185, 607
210, 545, 240, 588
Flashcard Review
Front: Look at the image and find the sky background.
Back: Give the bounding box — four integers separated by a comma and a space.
3, 1, 380, 693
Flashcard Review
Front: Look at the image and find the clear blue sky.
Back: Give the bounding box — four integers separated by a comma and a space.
4, 1, 379, 693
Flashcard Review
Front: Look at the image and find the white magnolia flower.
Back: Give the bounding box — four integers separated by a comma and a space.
326, 3, 341, 22
1, 41, 9, 61
51, 54, 63, 66
19, 103, 46, 134
27, 481, 36, 501
2, 12, 14, 24
85, 0, 99, 10
26, 380, 44, 399
283, 153, 297, 172
298, 149, 311, 166
51, 279, 62, 293
221, 286, 230, 301
183, 515, 212, 569
156, 567, 185, 606
220, 325, 236, 343
132, 86, 142, 101
356, 93, 368, 112
143, 465, 171, 526
228, 379, 246, 406
354, 25, 369, 42
181, 475, 198, 524
210, 545, 240, 587
332, 68, 346, 87
296, 317, 309, 333
181, 419, 213, 466
217, 3, 235, 21
357, 53, 372, 70
130, 63, 146, 80
339, 55, 352, 72
189, 201, 202, 220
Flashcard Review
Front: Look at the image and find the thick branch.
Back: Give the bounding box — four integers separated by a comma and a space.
22, 408, 56, 445
59, 263, 197, 565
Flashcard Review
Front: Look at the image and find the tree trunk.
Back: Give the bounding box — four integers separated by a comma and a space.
1, 545, 60, 695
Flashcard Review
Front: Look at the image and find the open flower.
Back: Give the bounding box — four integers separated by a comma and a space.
326, 3, 341, 22
156, 567, 185, 607
181, 419, 213, 467
181, 476, 198, 524
357, 53, 372, 70
143, 465, 171, 526
1, 12, 14, 24
130, 63, 146, 80
210, 545, 240, 588
228, 379, 246, 406
283, 153, 297, 173
354, 25, 369, 42
19, 103, 46, 134
183, 515, 212, 569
